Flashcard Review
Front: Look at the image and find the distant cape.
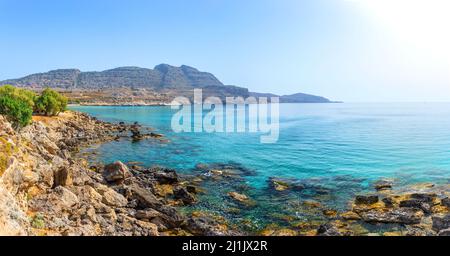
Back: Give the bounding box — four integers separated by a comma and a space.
1, 65, 337, 103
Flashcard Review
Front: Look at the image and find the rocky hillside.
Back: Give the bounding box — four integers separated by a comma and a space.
0, 65, 249, 98
0, 112, 237, 236
0, 65, 341, 104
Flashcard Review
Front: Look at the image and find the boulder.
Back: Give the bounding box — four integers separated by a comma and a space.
53, 167, 73, 187
355, 195, 379, 205
438, 229, 450, 236
317, 223, 343, 236
359, 208, 423, 225
101, 189, 128, 208
154, 169, 179, 184
410, 193, 436, 203
399, 199, 432, 214
441, 198, 450, 208
173, 187, 196, 205
54, 186, 79, 208
103, 161, 132, 183
382, 197, 395, 208
432, 215, 450, 232
129, 184, 162, 209
186, 216, 239, 236
341, 211, 361, 221
135, 209, 162, 220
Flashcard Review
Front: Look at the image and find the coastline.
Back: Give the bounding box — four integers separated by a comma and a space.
0, 111, 240, 236
1, 111, 449, 236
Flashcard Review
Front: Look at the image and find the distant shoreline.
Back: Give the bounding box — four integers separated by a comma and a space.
68, 101, 344, 107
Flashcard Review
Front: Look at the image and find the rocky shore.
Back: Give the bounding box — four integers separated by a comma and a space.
1, 111, 449, 236
0, 111, 238, 236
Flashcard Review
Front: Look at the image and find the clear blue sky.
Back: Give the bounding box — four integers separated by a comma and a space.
1, 0, 449, 102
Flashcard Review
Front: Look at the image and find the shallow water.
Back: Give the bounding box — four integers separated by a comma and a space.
71, 103, 450, 231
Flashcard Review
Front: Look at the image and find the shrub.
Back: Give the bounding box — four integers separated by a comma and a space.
30, 213, 46, 229
0, 85, 34, 129
34, 88, 68, 116
0, 85, 36, 107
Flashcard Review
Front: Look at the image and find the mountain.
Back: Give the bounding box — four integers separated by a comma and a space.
1, 65, 229, 90
1, 65, 337, 104
250, 92, 334, 103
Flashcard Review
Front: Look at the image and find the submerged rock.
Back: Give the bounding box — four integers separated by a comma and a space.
374, 180, 393, 191
228, 192, 249, 202
268, 177, 305, 192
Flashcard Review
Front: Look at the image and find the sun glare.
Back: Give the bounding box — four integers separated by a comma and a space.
349, 0, 450, 76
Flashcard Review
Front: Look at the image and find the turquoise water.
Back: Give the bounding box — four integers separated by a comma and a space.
71, 103, 450, 230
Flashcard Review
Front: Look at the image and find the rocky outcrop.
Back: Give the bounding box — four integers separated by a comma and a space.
0, 111, 232, 236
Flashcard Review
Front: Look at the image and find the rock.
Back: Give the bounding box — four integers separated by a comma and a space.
186, 185, 198, 194
101, 189, 128, 208
154, 169, 179, 184
382, 197, 395, 207
210, 170, 223, 176
55, 186, 79, 208
438, 229, 450, 236
133, 220, 159, 236
135, 209, 162, 220
303, 200, 322, 208
268, 178, 289, 192
271, 229, 297, 236
399, 199, 432, 214
129, 184, 162, 209
441, 198, 450, 208
103, 161, 132, 183
173, 187, 196, 205
186, 216, 239, 236
374, 180, 393, 191
359, 208, 423, 224
317, 223, 343, 236
228, 192, 249, 202
355, 195, 379, 205
410, 193, 436, 203
53, 167, 73, 187
268, 177, 304, 192
432, 215, 450, 232
323, 209, 338, 217
341, 211, 361, 220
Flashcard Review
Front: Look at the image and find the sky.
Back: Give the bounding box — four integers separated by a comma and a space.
0, 0, 449, 102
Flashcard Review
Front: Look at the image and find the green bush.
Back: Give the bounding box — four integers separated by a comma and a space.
0, 85, 34, 129
34, 88, 68, 116
0, 85, 36, 107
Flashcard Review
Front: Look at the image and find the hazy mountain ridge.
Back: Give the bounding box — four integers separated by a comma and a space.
250, 92, 334, 103
1, 65, 226, 90
1, 65, 336, 103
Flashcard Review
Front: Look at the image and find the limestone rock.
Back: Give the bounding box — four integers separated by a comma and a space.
103, 161, 132, 183
355, 195, 379, 205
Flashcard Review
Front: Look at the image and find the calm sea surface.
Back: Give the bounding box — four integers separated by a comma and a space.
70, 103, 450, 230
